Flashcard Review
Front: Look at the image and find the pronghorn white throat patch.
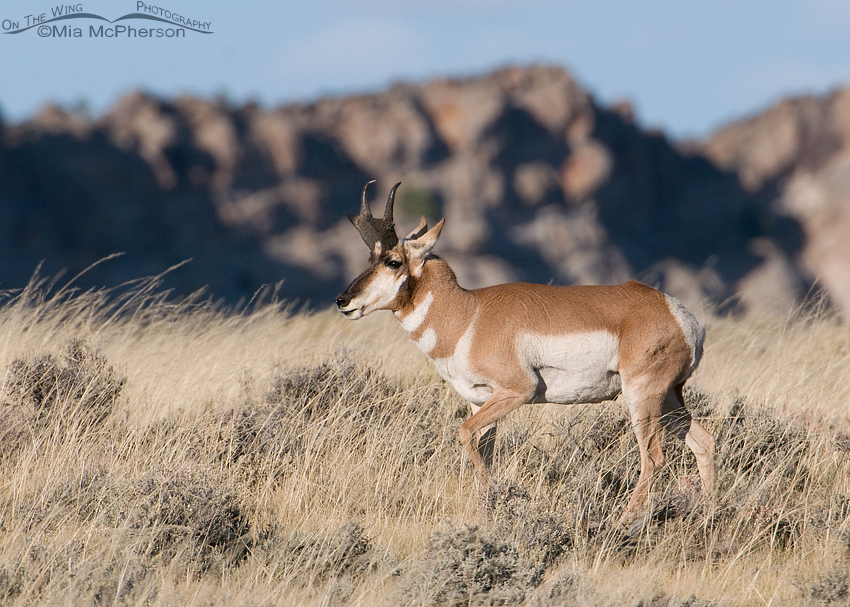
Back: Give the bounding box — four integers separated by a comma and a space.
397, 291, 433, 333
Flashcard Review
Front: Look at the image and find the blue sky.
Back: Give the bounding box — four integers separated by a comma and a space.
2, 0, 850, 139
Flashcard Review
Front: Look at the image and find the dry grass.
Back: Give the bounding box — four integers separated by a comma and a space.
696, 304, 850, 429
0, 276, 848, 606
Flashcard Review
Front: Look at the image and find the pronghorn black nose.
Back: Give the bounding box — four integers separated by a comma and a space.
335, 295, 351, 308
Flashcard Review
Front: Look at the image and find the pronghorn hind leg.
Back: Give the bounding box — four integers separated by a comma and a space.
621, 386, 667, 517
663, 384, 715, 495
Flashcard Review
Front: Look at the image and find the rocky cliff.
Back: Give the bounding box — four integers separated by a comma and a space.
700, 90, 850, 315
0, 65, 842, 314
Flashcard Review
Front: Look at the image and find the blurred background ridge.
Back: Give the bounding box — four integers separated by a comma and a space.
2, 64, 849, 317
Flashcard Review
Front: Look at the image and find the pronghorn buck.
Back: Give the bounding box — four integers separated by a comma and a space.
336, 181, 715, 516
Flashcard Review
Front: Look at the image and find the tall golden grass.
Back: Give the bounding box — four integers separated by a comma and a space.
0, 275, 848, 606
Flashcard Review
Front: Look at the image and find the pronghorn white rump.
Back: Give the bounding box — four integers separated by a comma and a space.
336, 181, 715, 516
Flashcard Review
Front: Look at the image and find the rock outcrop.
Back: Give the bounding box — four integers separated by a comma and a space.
0, 65, 843, 315
700, 90, 850, 314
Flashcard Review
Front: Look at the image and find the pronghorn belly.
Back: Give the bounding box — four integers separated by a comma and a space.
535, 366, 621, 404
430, 355, 493, 404
518, 332, 621, 404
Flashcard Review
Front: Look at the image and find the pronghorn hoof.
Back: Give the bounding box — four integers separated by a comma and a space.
623, 513, 649, 539
617, 505, 649, 536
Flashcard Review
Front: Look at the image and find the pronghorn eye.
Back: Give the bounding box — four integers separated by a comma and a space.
385, 259, 402, 270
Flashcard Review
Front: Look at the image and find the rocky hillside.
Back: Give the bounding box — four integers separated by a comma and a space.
700, 90, 850, 316
0, 65, 843, 314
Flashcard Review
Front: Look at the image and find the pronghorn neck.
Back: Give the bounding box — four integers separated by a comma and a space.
393, 256, 473, 352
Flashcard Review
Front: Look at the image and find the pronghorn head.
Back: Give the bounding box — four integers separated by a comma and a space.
336, 181, 444, 319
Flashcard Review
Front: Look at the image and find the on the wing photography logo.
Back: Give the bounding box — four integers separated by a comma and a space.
2, 2, 212, 38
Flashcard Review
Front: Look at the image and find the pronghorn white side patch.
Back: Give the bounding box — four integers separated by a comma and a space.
517, 331, 621, 404
417, 327, 437, 355
664, 294, 705, 376
399, 292, 433, 333
430, 314, 492, 405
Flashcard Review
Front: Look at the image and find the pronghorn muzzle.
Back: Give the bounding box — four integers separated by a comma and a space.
335, 292, 356, 316
335, 280, 367, 319
335, 251, 378, 319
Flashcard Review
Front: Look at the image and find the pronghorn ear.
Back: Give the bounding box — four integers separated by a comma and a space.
404, 219, 444, 259
371, 241, 383, 259
405, 216, 428, 240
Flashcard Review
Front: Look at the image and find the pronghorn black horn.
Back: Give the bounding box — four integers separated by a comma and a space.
360, 179, 375, 216
347, 180, 400, 250
385, 182, 400, 223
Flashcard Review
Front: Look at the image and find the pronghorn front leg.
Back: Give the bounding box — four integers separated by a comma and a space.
460, 389, 532, 503
469, 403, 497, 470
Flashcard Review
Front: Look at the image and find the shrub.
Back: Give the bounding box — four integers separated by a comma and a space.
402, 522, 543, 606
0, 339, 125, 459
222, 355, 403, 464
217, 354, 450, 483
105, 470, 250, 569
278, 520, 375, 581
803, 568, 850, 606
250, 520, 381, 603
265, 354, 398, 421
20, 467, 249, 576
